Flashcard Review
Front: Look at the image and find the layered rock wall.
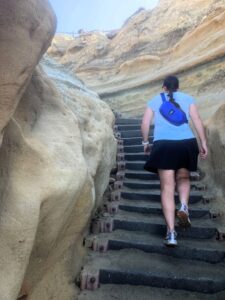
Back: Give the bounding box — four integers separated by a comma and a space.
0, 1, 116, 300
206, 105, 225, 190
200, 105, 225, 231
48, 0, 225, 234
48, 0, 225, 120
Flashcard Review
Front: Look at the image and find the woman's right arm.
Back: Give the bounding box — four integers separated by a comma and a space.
141, 107, 154, 154
189, 104, 208, 159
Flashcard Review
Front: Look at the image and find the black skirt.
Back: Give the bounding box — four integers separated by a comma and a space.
144, 138, 199, 173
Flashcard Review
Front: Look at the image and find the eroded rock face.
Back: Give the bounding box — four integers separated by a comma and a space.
206, 105, 225, 189
0, 1, 116, 300
200, 104, 225, 220
201, 104, 225, 192
48, 0, 225, 119
1, 64, 115, 300
0, 0, 56, 141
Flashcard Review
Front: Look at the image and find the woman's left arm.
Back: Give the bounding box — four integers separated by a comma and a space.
141, 107, 154, 154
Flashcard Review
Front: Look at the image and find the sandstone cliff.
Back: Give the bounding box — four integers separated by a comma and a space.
0, 1, 116, 300
200, 105, 225, 233
48, 0, 225, 119
47, 0, 225, 237
1, 0, 225, 299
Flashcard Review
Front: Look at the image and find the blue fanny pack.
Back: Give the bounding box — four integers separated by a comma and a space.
159, 93, 188, 126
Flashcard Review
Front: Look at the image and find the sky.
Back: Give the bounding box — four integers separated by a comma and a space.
49, 0, 159, 33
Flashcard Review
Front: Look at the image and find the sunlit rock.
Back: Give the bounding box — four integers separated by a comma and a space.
0, 1, 116, 300
48, 0, 225, 119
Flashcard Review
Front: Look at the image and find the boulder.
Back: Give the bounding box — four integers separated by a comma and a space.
0, 0, 56, 140
0, 1, 116, 300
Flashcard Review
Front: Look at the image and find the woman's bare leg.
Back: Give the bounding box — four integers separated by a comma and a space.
176, 168, 190, 205
176, 168, 191, 226
158, 169, 176, 232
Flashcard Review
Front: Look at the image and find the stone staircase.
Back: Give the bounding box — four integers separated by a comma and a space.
77, 118, 225, 300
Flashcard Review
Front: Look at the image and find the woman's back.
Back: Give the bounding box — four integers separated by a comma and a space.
147, 91, 195, 141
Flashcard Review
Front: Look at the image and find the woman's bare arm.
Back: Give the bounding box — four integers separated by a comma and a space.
141, 107, 154, 154
189, 104, 208, 159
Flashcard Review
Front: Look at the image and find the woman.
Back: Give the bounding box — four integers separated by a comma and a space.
141, 75, 208, 247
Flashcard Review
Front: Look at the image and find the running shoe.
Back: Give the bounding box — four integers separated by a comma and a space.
177, 204, 191, 228
164, 230, 177, 247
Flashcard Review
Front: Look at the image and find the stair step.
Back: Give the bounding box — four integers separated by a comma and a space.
124, 143, 151, 157
120, 137, 143, 146
119, 199, 209, 218
121, 189, 203, 204
121, 130, 153, 138
95, 229, 225, 263
123, 179, 161, 189
116, 124, 153, 131
125, 170, 201, 181
123, 152, 207, 163
85, 250, 225, 293
116, 125, 141, 131
125, 160, 154, 171
125, 153, 148, 160
125, 170, 159, 180
113, 210, 216, 239
78, 284, 225, 300
116, 118, 141, 125
123, 179, 205, 191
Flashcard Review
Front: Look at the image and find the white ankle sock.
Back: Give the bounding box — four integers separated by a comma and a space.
180, 202, 188, 211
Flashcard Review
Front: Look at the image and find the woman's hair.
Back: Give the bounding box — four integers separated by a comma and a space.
162, 75, 180, 107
